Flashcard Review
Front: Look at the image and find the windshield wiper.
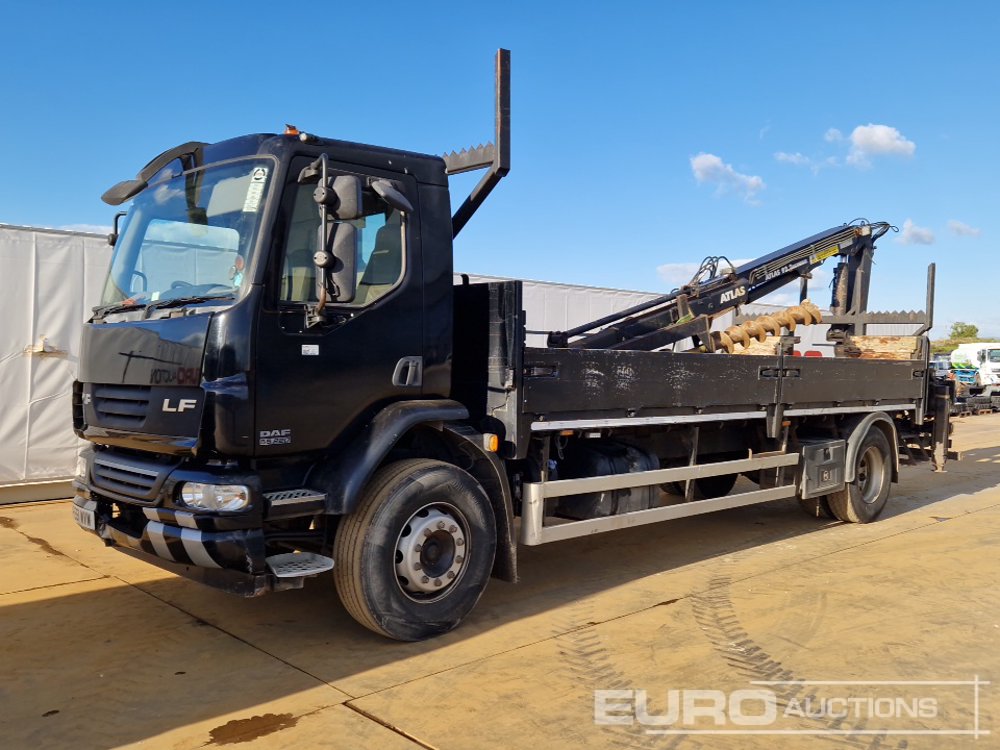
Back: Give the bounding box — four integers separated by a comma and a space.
92, 300, 149, 319
143, 292, 235, 316
92, 292, 235, 321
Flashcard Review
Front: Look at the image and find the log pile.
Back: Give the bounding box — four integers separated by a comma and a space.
845, 335, 919, 360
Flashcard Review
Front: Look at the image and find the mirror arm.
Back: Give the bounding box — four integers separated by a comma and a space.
107, 211, 127, 247
306, 155, 332, 327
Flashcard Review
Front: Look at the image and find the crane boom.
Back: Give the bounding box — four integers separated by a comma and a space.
547, 221, 892, 351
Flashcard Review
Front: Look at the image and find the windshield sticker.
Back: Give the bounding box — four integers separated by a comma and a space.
242, 167, 268, 213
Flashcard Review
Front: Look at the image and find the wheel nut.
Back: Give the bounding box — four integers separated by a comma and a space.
423, 528, 432, 537
437, 521, 446, 530
413, 563, 422, 571
456, 538, 465, 546
434, 578, 442, 587
447, 571, 456, 579
414, 544, 422, 553
421, 576, 429, 583
448, 524, 457, 533
455, 555, 464, 564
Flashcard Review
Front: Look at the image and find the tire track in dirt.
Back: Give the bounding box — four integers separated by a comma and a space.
691, 573, 911, 749
553, 599, 711, 750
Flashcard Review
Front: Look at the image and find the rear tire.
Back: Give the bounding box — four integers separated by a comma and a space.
827, 428, 892, 523
333, 459, 496, 641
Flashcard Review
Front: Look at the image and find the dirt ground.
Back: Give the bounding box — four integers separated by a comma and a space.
1, 415, 998, 749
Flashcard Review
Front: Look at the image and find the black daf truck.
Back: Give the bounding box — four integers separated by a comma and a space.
72, 50, 951, 640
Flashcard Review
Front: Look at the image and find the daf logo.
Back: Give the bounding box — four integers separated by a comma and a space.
162, 398, 198, 413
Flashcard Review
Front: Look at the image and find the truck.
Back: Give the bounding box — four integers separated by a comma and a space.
950, 342, 1000, 393
72, 50, 952, 640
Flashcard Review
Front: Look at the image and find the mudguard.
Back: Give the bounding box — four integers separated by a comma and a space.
440, 423, 518, 583
841, 412, 899, 483
313, 399, 469, 514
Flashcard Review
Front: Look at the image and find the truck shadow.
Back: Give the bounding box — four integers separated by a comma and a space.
3, 446, 998, 749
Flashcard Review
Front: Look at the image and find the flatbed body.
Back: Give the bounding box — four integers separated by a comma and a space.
454, 280, 930, 459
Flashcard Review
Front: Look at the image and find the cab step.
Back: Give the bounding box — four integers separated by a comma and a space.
266, 552, 334, 579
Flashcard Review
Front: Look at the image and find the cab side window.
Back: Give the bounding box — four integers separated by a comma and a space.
280, 180, 405, 305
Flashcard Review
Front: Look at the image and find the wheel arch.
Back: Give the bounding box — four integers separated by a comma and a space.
437, 424, 517, 583
840, 412, 899, 483
309, 399, 518, 583
310, 399, 469, 515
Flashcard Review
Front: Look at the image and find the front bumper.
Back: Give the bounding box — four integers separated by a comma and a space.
73, 492, 283, 595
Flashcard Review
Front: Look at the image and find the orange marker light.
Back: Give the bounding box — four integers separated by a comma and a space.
284, 124, 300, 136
483, 433, 499, 452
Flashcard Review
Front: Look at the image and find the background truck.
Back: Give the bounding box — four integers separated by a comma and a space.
950, 342, 1000, 393
72, 50, 952, 640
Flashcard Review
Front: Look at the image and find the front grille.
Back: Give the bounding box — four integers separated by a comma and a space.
93, 384, 151, 429
92, 455, 161, 501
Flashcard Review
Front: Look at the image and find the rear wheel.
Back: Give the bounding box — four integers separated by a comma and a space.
827, 428, 892, 523
333, 459, 496, 641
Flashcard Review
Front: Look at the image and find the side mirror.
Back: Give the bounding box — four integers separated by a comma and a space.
314, 175, 363, 220
371, 178, 413, 213
313, 222, 357, 304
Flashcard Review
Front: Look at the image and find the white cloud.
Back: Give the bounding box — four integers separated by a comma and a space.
657, 261, 707, 289
896, 218, 935, 245
847, 124, 916, 167
690, 153, 765, 202
824, 128, 843, 142
774, 151, 811, 166
774, 151, 839, 174
948, 219, 981, 238
656, 258, 752, 289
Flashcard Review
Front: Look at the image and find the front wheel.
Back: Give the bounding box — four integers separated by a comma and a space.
826, 428, 892, 523
333, 459, 496, 641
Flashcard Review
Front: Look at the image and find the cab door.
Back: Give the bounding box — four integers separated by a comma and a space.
253, 157, 424, 455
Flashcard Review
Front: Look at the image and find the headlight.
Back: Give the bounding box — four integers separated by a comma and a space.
179, 483, 250, 512
75, 454, 88, 480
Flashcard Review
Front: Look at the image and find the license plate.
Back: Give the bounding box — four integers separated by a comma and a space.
73, 503, 96, 531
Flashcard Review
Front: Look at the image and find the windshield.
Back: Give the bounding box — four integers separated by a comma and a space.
99, 158, 273, 311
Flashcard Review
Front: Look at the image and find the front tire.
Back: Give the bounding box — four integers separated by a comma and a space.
333, 459, 496, 641
827, 428, 892, 523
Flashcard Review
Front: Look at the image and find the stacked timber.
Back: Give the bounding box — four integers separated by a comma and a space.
844, 335, 919, 360
733, 338, 781, 356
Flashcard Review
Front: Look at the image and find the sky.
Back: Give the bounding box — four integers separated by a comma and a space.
1, 1, 997, 335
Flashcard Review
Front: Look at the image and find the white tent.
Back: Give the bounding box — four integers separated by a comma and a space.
0, 225, 110, 502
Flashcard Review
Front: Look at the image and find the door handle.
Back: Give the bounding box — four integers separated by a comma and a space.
392, 356, 423, 387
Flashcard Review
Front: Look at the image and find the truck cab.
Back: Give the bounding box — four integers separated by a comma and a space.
73, 132, 471, 594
